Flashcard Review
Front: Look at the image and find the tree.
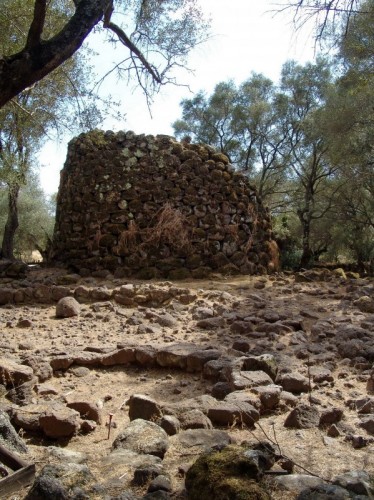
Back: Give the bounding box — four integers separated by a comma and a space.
0, 0, 209, 108
0, 0, 104, 259
279, 59, 337, 268
321, 0, 374, 268
173, 74, 289, 208
281, 0, 365, 44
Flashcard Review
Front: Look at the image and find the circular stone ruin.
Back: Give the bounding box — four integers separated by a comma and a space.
51, 130, 279, 279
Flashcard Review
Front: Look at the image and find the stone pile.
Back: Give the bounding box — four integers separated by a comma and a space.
51, 130, 279, 278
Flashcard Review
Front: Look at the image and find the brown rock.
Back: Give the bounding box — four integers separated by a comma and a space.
156, 343, 196, 370
39, 406, 81, 438
207, 402, 259, 427
359, 416, 374, 435
284, 404, 320, 429
100, 347, 136, 366
0, 288, 14, 305
277, 372, 309, 394
11, 404, 45, 432
229, 370, 273, 391
67, 401, 102, 424
186, 349, 221, 373
319, 407, 344, 426
0, 357, 34, 387
128, 394, 163, 422
253, 385, 282, 412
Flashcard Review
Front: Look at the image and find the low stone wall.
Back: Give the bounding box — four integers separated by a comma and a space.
51, 130, 279, 278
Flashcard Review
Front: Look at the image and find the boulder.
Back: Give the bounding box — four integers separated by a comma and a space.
112, 419, 169, 459
242, 354, 278, 381
207, 402, 259, 427
66, 400, 102, 424
186, 349, 221, 372
229, 370, 273, 391
185, 445, 271, 500
156, 343, 196, 369
55, 296, 80, 318
39, 406, 81, 438
25, 463, 96, 499
284, 404, 320, 429
0, 357, 34, 387
179, 409, 213, 430
128, 394, 163, 422
359, 416, 374, 435
277, 372, 310, 394
253, 385, 282, 412
171, 428, 234, 451
0, 410, 28, 453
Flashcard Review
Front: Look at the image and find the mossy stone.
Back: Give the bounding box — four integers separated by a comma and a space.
185, 445, 271, 500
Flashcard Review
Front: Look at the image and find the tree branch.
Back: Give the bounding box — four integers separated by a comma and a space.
0, 0, 109, 108
103, 17, 162, 84
26, 0, 47, 49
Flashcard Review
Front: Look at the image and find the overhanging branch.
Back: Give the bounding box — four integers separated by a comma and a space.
103, 14, 162, 85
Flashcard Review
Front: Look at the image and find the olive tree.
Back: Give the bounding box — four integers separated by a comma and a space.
0, 0, 209, 108
0, 0, 104, 259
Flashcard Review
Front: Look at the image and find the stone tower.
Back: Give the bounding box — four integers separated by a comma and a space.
51, 130, 279, 279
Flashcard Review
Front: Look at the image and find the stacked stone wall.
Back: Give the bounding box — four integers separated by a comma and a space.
51, 130, 279, 279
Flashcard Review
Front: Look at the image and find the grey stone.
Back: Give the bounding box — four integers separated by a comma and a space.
25, 463, 95, 499
296, 484, 351, 499
0, 410, 28, 453
104, 449, 161, 469
147, 475, 172, 493
48, 446, 87, 464
171, 428, 234, 450
273, 474, 326, 494
333, 470, 374, 496
112, 419, 169, 458
133, 464, 164, 486
56, 296, 80, 318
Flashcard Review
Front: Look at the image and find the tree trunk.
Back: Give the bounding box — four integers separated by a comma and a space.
1, 184, 20, 260
299, 221, 313, 269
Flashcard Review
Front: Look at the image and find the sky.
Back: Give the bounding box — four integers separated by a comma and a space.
38, 0, 317, 195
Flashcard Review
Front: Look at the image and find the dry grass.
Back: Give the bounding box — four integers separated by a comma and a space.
116, 203, 192, 255
143, 203, 191, 251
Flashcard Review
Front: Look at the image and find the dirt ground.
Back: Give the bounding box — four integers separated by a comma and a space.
0, 269, 373, 498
